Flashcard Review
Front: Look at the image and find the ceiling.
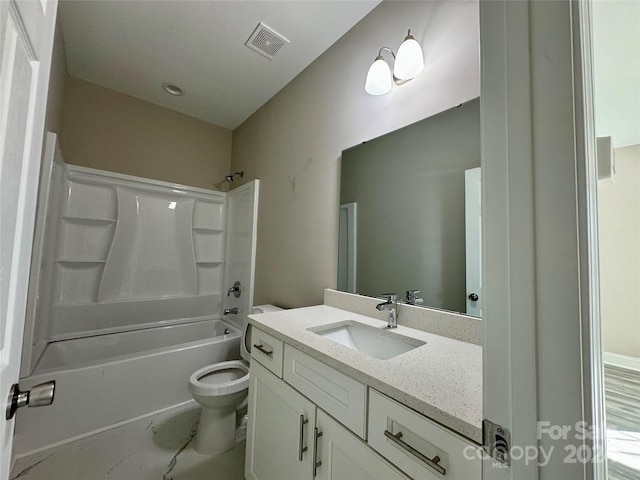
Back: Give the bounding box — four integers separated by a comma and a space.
59, 1, 381, 130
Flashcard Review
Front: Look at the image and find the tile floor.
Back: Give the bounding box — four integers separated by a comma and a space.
13, 365, 638, 479
604, 364, 640, 480
10, 402, 245, 480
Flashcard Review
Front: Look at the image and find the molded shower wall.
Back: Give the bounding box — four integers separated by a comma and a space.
22, 134, 254, 376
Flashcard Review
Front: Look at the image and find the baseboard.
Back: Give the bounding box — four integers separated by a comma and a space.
603, 351, 640, 372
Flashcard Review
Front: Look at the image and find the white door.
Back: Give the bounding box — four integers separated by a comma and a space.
337, 202, 357, 293
0, 0, 57, 476
464, 167, 481, 317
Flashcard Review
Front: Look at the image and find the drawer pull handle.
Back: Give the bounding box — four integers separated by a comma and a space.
384, 430, 446, 476
313, 427, 323, 477
299, 415, 309, 461
253, 344, 273, 357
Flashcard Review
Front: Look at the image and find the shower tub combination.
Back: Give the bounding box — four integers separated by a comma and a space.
16, 139, 260, 460
13, 319, 240, 457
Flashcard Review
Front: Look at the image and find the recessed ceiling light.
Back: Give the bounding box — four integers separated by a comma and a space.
162, 82, 184, 96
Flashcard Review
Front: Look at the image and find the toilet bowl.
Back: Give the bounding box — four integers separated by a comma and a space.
188, 304, 282, 455
189, 360, 250, 454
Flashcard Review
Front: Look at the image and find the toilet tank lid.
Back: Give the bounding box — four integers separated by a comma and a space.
251, 304, 283, 314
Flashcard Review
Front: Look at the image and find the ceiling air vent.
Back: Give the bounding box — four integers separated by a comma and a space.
245, 22, 289, 60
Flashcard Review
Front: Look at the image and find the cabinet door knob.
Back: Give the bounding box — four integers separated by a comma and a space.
468, 293, 479, 302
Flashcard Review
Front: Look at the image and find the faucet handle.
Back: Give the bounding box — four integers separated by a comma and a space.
406, 290, 421, 305
227, 281, 242, 298
378, 293, 397, 303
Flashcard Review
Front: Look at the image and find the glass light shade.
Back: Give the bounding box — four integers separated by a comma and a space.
394, 36, 424, 80
365, 57, 392, 95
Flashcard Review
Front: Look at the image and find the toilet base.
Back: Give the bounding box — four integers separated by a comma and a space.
194, 405, 237, 455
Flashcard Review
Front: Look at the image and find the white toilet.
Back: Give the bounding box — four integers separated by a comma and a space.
188, 304, 282, 455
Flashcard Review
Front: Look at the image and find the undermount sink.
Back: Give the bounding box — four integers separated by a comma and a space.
309, 320, 425, 360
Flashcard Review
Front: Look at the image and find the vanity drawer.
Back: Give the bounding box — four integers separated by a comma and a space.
368, 389, 481, 479
283, 345, 367, 438
250, 327, 284, 378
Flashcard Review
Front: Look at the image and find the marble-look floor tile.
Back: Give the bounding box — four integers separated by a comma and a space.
11, 402, 245, 480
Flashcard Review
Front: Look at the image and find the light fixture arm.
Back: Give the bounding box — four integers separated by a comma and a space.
377, 47, 395, 60
375, 47, 410, 86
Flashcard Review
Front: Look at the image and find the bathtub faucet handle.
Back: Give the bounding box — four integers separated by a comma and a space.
227, 281, 242, 298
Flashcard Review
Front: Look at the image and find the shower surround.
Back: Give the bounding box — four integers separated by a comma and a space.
14, 134, 259, 459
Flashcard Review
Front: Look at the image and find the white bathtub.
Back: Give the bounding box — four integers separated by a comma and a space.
14, 319, 240, 457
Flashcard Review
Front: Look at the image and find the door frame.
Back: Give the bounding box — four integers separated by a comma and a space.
464, 167, 481, 317
480, 0, 602, 478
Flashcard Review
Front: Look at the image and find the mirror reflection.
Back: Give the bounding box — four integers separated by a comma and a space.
338, 98, 481, 316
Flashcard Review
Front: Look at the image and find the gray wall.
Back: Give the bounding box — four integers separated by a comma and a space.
231, 1, 480, 307
341, 99, 480, 312
598, 144, 640, 358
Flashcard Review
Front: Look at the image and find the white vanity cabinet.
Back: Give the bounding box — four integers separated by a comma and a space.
246, 326, 481, 480
245, 343, 406, 480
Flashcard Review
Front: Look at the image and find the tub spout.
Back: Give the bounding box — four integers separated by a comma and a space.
224, 308, 238, 315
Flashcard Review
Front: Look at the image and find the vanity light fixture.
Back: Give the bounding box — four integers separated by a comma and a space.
364, 29, 424, 96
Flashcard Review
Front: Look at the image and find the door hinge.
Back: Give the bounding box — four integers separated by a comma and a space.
483, 419, 511, 466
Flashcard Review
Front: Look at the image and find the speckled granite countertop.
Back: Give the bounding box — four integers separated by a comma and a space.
248, 305, 482, 444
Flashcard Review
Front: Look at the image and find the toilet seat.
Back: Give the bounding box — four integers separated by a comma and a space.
189, 360, 249, 397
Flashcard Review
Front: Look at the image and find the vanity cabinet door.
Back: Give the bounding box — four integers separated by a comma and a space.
246, 360, 315, 480
315, 409, 409, 480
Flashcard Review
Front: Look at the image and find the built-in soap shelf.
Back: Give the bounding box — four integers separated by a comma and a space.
194, 212, 224, 296
44, 165, 228, 332
55, 214, 115, 278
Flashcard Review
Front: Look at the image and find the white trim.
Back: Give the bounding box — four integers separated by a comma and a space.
21, 132, 61, 377
573, 2, 607, 479
482, 1, 594, 478
65, 163, 226, 199
480, 1, 538, 477
603, 352, 640, 373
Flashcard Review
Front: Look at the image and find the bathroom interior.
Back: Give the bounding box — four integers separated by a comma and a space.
5, 0, 639, 479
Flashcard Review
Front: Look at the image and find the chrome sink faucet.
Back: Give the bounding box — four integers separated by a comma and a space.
376, 294, 398, 329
